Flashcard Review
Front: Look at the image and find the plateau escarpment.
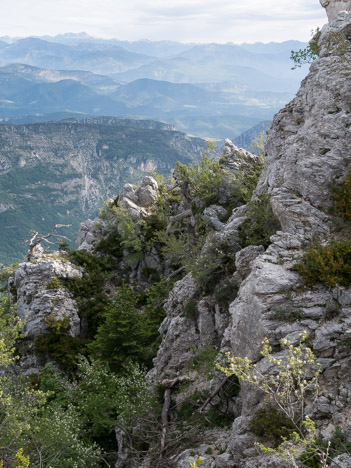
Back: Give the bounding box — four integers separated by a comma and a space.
0, 118, 204, 263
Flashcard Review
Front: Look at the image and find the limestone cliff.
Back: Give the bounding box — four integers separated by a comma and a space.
7, 1, 351, 466
147, 2, 351, 466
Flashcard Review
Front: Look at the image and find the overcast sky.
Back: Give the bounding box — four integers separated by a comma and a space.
2, 0, 327, 43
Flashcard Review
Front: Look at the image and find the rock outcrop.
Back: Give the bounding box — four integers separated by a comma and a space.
148, 3, 351, 466
320, 0, 351, 21
8, 1, 351, 465
10, 252, 82, 374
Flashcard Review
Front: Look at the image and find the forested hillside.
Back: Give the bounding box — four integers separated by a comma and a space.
0, 118, 205, 263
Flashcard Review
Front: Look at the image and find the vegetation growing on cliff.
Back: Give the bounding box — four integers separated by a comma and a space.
0, 140, 275, 466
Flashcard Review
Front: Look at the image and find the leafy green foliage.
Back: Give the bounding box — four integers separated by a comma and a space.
332, 170, 351, 220
188, 345, 218, 379
291, 29, 321, 69
300, 426, 351, 467
175, 146, 222, 207
66, 250, 115, 338
218, 333, 322, 464
89, 279, 172, 371
89, 285, 148, 371
75, 358, 150, 437
296, 241, 351, 287
214, 277, 239, 306
46, 276, 61, 289
239, 195, 280, 248
249, 406, 295, 447
184, 299, 199, 320
0, 296, 22, 368
192, 232, 238, 294
230, 154, 264, 205
250, 131, 266, 158
34, 315, 88, 371
95, 230, 124, 258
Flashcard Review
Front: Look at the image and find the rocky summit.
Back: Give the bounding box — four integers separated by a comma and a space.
3, 1, 351, 467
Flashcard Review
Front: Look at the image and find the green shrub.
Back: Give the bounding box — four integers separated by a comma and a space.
296, 241, 351, 287
230, 157, 264, 205
300, 426, 351, 467
140, 209, 169, 242
290, 28, 320, 69
89, 285, 148, 371
189, 345, 218, 378
65, 250, 115, 337
46, 277, 61, 290
184, 299, 199, 321
270, 307, 304, 322
94, 230, 123, 258
177, 389, 210, 421
89, 280, 170, 371
175, 148, 222, 207
239, 195, 280, 248
249, 406, 295, 447
214, 278, 239, 306
33, 314, 88, 370
332, 170, 351, 221
35, 334, 88, 372
192, 232, 238, 294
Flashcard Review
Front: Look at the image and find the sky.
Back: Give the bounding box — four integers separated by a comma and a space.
1, 0, 327, 44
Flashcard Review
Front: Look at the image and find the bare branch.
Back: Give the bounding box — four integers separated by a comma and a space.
26, 224, 72, 259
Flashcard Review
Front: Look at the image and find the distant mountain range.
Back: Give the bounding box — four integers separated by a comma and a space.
0, 34, 309, 139
234, 121, 271, 151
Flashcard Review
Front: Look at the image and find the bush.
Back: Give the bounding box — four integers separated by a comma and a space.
332, 170, 351, 221
214, 278, 239, 306
290, 28, 320, 69
300, 426, 351, 467
249, 406, 295, 447
46, 277, 61, 290
296, 241, 351, 287
175, 148, 222, 207
189, 345, 218, 378
192, 232, 238, 294
89, 279, 171, 371
239, 195, 280, 248
184, 299, 199, 321
94, 230, 123, 258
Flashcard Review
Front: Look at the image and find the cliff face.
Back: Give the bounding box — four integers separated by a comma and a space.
0, 118, 204, 263
149, 3, 351, 467
8, 2, 351, 467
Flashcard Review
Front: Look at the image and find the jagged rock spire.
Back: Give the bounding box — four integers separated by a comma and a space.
320, 0, 351, 21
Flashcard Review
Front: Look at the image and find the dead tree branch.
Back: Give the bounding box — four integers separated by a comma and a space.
26, 224, 71, 259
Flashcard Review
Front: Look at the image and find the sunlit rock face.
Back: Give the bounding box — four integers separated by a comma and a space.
320, 0, 351, 21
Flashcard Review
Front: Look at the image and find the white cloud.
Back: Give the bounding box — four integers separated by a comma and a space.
1, 0, 327, 43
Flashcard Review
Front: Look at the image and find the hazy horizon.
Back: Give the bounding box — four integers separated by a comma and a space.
2, 0, 326, 44
0, 31, 310, 46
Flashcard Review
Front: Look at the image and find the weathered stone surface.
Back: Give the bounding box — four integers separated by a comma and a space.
203, 205, 227, 231
76, 217, 104, 251
149, 273, 200, 380
14, 254, 82, 340
235, 245, 265, 281
135, 176, 159, 208
218, 140, 263, 205
119, 176, 159, 220
150, 4, 351, 466
320, 0, 351, 21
